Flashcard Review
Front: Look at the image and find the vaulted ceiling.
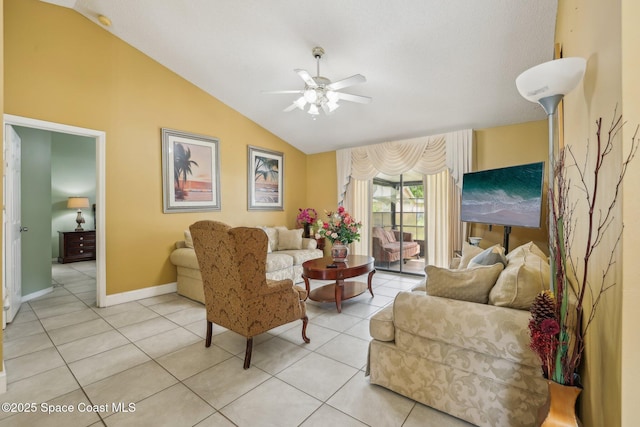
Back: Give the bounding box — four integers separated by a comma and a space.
42, 0, 558, 154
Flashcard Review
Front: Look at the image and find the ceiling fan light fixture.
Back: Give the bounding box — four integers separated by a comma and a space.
327, 101, 340, 112
265, 46, 370, 117
304, 89, 318, 103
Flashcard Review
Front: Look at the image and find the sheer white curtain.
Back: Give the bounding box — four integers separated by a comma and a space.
344, 178, 370, 256
337, 130, 473, 266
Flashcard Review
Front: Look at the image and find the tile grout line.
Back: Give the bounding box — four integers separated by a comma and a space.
7, 263, 426, 426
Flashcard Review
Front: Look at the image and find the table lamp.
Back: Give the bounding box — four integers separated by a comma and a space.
67, 197, 90, 231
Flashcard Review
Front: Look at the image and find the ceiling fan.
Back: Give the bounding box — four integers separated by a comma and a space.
263, 46, 371, 116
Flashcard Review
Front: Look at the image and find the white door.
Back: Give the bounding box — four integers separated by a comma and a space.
3, 124, 22, 325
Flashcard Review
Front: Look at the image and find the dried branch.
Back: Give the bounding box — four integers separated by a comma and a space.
543, 110, 639, 385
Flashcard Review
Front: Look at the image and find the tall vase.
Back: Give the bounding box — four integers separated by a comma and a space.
303, 223, 311, 238
331, 241, 349, 262
538, 380, 582, 427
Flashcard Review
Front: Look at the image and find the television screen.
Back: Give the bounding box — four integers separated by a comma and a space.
461, 161, 544, 228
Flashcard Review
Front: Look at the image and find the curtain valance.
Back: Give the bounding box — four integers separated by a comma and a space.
337, 129, 472, 205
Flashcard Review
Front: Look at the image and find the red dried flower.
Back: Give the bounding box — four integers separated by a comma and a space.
540, 318, 560, 335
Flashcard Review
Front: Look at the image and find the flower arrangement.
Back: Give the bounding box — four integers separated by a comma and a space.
528, 113, 638, 386
316, 206, 362, 244
296, 208, 318, 226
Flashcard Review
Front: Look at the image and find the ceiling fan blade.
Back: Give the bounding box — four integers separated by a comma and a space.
334, 92, 372, 104
283, 103, 298, 112
321, 103, 331, 115
326, 74, 366, 91
294, 69, 317, 88
262, 90, 304, 95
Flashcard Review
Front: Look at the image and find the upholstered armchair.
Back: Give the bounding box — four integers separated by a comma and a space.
371, 226, 421, 266
189, 220, 310, 369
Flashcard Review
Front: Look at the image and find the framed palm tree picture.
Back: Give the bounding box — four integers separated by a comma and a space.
162, 128, 221, 213
248, 146, 284, 211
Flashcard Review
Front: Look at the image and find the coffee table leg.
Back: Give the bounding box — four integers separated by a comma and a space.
367, 270, 376, 297
335, 279, 343, 313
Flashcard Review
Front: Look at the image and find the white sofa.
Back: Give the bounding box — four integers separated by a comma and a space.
170, 226, 323, 304
367, 242, 552, 427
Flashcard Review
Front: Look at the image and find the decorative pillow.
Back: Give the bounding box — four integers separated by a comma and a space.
184, 230, 194, 249
425, 263, 504, 304
258, 226, 278, 252
489, 256, 550, 310
506, 241, 547, 263
277, 228, 303, 250
458, 242, 484, 269
468, 244, 507, 268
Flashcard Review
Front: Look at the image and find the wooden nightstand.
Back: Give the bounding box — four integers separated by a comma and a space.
58, 230, 96, 263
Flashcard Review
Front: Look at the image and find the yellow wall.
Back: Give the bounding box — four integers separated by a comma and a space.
4, 0, 308, 295
620, 0, 640, 424
305, 151, 337, 256
471, 121, 549, 252
556, 0, 629, 425
0, 0, 4, 369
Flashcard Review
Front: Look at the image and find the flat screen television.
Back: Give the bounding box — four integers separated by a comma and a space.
461, 161, 544, 229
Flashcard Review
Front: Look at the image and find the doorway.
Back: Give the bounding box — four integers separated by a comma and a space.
3, 115, 106, 316
371, 171, 425, 275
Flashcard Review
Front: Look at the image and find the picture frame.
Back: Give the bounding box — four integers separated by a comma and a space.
247, 145, 284, 211
162, 128, 221, 213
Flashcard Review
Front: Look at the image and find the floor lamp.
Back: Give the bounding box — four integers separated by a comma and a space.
515, 57, 586, 291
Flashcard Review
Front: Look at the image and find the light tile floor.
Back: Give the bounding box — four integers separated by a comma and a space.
1, 261, 475, 427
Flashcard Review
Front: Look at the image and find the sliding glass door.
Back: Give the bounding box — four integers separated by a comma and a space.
371, 171, 425, 275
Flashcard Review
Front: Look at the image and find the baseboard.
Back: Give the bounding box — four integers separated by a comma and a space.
22, 287, 54, 302
0, 362, 6, 394
103, 282, 177, 307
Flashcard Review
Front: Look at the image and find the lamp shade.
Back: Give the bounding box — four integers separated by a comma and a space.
67, 197, 90, 209
516, 57, 586, 103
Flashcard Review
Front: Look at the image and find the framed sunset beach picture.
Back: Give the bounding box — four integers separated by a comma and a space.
248, 146, 284, 211
162, 128, 221, 213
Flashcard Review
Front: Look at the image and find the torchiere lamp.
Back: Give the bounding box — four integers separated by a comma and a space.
67, 197, 90, 231
515, 57, 586, 290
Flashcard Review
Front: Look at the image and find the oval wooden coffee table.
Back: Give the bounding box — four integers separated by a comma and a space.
302, 255, 375, 313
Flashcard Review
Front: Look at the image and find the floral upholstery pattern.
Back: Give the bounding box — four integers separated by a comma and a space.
265, 253, 293, 273
170, 227, 322, 304
190, 220, 309, 368
367, 290, 547, 427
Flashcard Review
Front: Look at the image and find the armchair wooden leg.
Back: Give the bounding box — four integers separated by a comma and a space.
301, 316, 310, 343
205, 321, 212, 347
243, 337, 253, 369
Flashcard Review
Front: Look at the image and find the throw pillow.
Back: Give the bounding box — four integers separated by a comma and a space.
489, 256, 550, 310
506, 241, 547, 263
468, 244, 507, 268
259, 226, 279, 252
425, 263, 504, 304
458, 242, 484, 269
184, 230, 194, 249
277, 228, 303, 250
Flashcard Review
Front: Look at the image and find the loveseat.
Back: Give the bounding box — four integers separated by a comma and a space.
367, 242, 552, 427
170, 226, 323, 304
371, 226, 421, 266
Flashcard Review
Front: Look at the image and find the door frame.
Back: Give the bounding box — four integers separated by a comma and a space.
3, 115, 107, 307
